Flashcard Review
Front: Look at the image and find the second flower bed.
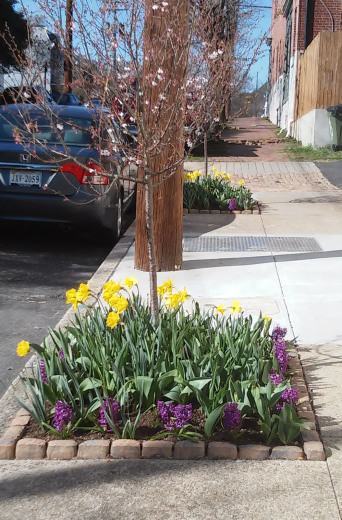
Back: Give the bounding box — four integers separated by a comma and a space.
183, 167, 255, 212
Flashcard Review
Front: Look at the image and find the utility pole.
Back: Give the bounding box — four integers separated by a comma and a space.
134, 0, 190, 272
64, 0, 73, 93
255, 71, 258, 116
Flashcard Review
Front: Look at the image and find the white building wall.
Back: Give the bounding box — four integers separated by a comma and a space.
268, 73, 284, 127
293, 109, 331, 148
287, 52, 298, 136
268, 53, 298, 136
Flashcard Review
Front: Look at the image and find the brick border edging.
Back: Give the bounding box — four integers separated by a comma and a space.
0, 350, 325, 462
183, 203, 260, 215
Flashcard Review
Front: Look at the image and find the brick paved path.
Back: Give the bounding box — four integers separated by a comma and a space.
222, 117, 281, 142
220, 117, 288, 161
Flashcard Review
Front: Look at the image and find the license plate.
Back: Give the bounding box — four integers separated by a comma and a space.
10, 171, 42, 187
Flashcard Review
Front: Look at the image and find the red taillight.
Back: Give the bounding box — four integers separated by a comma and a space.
82, 162, 108, 185
60, 162, 85, 183
60, 162, 108, 185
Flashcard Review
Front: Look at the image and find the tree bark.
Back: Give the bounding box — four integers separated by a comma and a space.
144, 173, 159, 325
204, 131, 208, 176
135, 0, 190, 272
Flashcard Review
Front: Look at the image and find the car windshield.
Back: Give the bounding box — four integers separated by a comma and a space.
0, 113, 93, 147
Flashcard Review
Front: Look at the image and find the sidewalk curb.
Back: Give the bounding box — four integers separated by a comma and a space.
0, 227, 136, 436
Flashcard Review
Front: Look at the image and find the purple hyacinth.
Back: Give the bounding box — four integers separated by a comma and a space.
98, 398, 120, 432
222, 402, 242, 431
273, 338, 289, 373
59, 349, 65, 361
53, 401, 73, 433
39, 359, 48, 384
275, 387, 299, 411
174, 404, 193, 428
157, 401, 193, 431
269, 369, 283, 386
228, 198, 237, 211
271, 326, 287, 342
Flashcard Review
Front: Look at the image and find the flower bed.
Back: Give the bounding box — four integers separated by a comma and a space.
183, 167, 256, 212
0, 279, 325, 461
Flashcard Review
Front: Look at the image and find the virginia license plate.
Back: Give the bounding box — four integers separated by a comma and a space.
10, 171, 42, 187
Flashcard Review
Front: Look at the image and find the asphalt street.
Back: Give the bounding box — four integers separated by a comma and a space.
315, 161, 342, 188
0, 216, 133, 399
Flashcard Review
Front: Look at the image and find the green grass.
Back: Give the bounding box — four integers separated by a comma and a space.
186, 155, 203, 162
275, 127, 287, 138
286, 139, 342, 161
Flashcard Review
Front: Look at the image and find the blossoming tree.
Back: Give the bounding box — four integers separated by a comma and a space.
3, 0, 262, 322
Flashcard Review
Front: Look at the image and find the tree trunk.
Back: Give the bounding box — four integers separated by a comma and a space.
204, 132, 208, 176
135, 0, 190, 272
144, 173, 159, 325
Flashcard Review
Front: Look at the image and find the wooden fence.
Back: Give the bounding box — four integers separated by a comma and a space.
294, 31, 342, 121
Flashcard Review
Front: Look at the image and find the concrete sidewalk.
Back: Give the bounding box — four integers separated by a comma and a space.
1, 172, 342, 518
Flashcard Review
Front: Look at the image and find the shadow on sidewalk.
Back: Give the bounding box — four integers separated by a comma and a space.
182, 249, 342, 270
0, 459, 225, 501
191, 140, 262, 159
298, 345, 342, 445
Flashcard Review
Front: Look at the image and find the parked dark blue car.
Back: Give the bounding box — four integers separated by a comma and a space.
0, 104, 136, 241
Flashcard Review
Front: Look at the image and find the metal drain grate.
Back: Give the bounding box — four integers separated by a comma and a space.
183, 236, 322, 253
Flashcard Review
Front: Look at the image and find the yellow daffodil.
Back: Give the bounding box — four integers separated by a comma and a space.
77, 283, 89, 303
239, 180, 244, 186
184, 171, 201, 182
108, 294, 121, 308
212, 166, 217, 172
230, 300, 242, 314
125, 276, 138, 289
66, 288, 78, 309
106, 311, 120, 329
115, 296, 129, 314
157, 284, 168, 297
103, 280, 122, 303
178, 288, 190, 303
225, 173, 231, 180
263, 314, 272, 322
157, 278, 174, 297
66, 282, 90, 310
17, 340, 30, 357
165, 293, 182, 309
164, 278, 174, 293
216, 304, 226, 315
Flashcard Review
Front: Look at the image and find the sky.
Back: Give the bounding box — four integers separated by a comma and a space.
245, 0, 272, 88
20, 0, 272, 91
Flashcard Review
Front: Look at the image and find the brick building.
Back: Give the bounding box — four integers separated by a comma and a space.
267, 0, 342, 147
